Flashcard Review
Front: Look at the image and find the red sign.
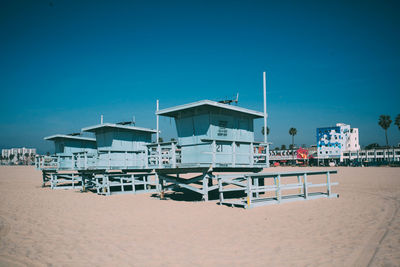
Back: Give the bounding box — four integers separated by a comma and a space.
297, 148, 308, 159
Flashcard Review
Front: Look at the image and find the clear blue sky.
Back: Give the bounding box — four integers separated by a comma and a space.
1, 0, 399, 154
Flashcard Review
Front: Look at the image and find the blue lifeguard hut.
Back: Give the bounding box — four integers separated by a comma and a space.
36, 133, 97, 189
154, 100, 268, 168
39, 134, 97, 170
82, 122, 157, 170
152, 99, 269, 201
79, 122, 158, 196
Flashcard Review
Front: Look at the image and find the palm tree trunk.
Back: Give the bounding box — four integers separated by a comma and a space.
292, 135, 294, 162
385, 130, 389, 147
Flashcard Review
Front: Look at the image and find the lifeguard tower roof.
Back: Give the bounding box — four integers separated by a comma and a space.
156, 100, 264, 118
44, 134, 96, 142
82, 123, 157, 133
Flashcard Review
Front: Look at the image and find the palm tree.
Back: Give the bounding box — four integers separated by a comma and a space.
289, 127, 297, 162
24, 153, 29, 165
378, 115, 392, 147
395, 114, 400, 131
261, 126, 270, 136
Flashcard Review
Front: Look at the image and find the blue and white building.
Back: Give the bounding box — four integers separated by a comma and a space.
317, 123, 359, 161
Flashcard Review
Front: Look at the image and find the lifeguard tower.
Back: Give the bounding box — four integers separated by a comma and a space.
153, 100, 268, 168
80, 122, 158, 195
36, 133, 97, 188
151, 99, 269, 201
81, 122, 156, 170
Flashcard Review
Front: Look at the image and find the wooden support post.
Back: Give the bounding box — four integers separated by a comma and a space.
107, 175, 111, 196
131, 175, 136, 194
254, 178, 259, 198
303, 173, 308, 199
327, 172, 331, 197
50, 173, 54, 189
297, 175, 303, 195
277, 175, 281, 203
202, 173, 209, 201
218, 178, 223, 205
246, 176, 252, 209
121, 177, 124, 192
95, 176, 99, 194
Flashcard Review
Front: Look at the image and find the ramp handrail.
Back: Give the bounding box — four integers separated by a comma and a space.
217, 170, 338, 209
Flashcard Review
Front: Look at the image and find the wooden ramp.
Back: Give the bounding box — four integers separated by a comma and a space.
49, 172, 83, 190
92, 172, 158, 196
217, 170, 339, 209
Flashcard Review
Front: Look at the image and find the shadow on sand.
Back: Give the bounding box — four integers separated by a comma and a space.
150, 188, 247, 202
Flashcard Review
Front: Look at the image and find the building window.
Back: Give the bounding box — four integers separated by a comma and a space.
217, 121, 228, 137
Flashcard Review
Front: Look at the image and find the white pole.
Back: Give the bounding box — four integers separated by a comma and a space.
101, 115, 103, 124
156, 100, 159, 143
263, 72, 267, 144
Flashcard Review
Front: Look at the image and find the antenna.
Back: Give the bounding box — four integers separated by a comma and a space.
100, 115, 103, 124
117, 121, 133, 125
156, 100, 160, 143
263, 72, 267, 144
218, 93, 240, 105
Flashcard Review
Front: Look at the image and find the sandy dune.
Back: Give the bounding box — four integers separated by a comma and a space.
0, 166, 399, 266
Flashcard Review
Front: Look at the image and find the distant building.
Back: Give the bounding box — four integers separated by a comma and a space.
316, 123, 359, 161
1, 147, 37, 161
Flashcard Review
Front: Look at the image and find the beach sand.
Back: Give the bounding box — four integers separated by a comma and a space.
0, 166, 399, 266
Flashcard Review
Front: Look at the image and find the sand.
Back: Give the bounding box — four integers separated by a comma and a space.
0, 166, 399, 266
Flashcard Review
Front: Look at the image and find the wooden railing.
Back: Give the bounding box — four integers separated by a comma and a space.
146, 142, 181, 168
217, 170, 338, 209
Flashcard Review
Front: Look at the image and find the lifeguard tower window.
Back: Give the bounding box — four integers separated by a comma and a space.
218, 121, 228, 136
56, 142, 65, 153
